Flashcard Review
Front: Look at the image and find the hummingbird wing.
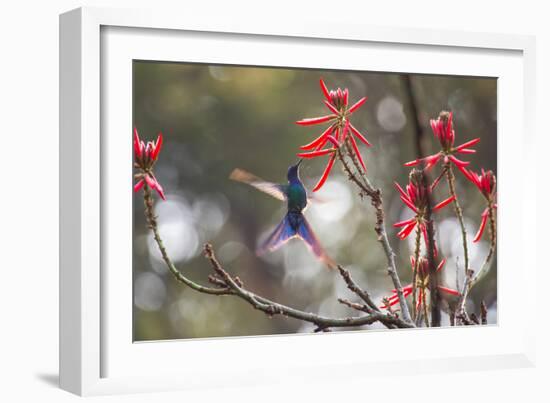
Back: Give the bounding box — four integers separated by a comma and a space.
306, 192, 330, 204
229, 168, 287, 201
230, 168, 330, 205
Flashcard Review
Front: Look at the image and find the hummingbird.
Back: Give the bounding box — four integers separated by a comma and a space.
229, 160, 336, 269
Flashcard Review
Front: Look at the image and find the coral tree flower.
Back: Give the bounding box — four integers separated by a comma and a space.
404, 111, 480, 174
133, 128, 166, 200
393, 170, 455, 246
458, 167, 497, 242
296, 79, 371, 191
381, 256, 460, 310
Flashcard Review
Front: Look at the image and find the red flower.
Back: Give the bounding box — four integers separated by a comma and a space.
393, 170, 455, 247
133, 128, 166, 200
472, 208, 490, 243
459, 167, 497, 201
458, 167, 497, 242
404, 112, 480, 174
381, 256, 460, 310
296, 79, 371, 191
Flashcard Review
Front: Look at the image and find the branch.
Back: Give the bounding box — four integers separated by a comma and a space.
472, 203, 497, 285
456, 268, 475, 316
344, 138, 370, 190
457, 301, 488, 326
480, 301, 488, 325
337, 298, 370, 314
143, 186, 230, 296
457, 311, 474, 326
335, 147, 413, 324
142, 184, 413, 331
203, 243, 413, 329
411, 225, 422, 321
337, 265, 381, 313
456, 202, 497, 316
444, 162, 470, 274
424, 193, 441, 327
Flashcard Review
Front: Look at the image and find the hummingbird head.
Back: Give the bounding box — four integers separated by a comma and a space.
287, 159, 302, 182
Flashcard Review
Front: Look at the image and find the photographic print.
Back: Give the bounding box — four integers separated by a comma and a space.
132, 62, 497, 341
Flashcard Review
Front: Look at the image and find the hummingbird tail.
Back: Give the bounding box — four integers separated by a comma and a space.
257, 212, 336, 270
257, 213, 297, 256
296, 214, 337, 270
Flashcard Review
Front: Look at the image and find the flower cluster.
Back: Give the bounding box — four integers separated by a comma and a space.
382, 256, 460, 310
384, 108, 497, 317
295, 79, 371, 191
460, 167, 496, 201
133, 128, 166, 200
399, 110, 498, 245
393, 169, 455, 245
404, 111, 480, 173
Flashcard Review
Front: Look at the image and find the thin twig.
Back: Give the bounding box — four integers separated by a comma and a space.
480, 301, 488, 325
456, 202, 497, 316
457, 311, 474, 326
336, 148, 413, 324
337, 298, 370, 313
337, 265, 380, 313
445, 162, 469, 274
344, 138, 370, 189
422, 288, 430, 327
430, 168, 447, 191
472, 203, 497, 285
337, 298, 397, 329
425, 205, 440, 327
469, 313, 480, 325
455, 257, 461, 293
456, 268, 474, 316
411, 225, 422, 322
415, 307, 425, 327
143, 186, 230, 295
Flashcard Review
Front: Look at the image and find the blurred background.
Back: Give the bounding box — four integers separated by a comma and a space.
133, 61, 497, 341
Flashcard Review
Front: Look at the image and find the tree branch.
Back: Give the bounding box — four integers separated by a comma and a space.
472, 203, 497, 285
142, 184, 413, 331
445, 162, 470, 274
335, 147, 413, 324
204, 243, 414, 329
337, 265, 381, 313
456, 202, 497, 317
411, 225, 422, 321
143, 186, 229, 295
337, 298, 370, 314
480, 301, 488, 325
424, 194, 441, 327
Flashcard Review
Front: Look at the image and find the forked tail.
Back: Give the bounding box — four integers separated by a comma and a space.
257, 211, 336, 269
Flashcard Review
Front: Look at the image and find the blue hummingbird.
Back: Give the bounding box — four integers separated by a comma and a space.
230, 160, 336, 269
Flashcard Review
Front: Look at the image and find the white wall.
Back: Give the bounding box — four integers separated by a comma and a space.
1, 0, 548, 401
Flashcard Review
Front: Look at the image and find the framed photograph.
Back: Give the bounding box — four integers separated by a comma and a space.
60, 7, 537, 396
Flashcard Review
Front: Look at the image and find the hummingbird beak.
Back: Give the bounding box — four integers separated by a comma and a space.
295, 158, 303, 167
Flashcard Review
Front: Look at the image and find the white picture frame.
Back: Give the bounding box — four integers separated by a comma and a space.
59, 6, 537, 396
